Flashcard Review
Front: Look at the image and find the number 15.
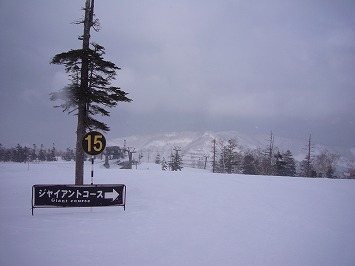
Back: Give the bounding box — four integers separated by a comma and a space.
85, 134, 103, 152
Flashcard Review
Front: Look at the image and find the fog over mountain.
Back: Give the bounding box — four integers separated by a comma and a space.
108, 131, 355, 170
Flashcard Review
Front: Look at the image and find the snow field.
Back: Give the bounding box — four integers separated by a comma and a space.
0, 161, 354, 266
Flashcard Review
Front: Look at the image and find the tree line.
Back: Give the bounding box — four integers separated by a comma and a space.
3, 132, 352, 179
0, 143, 77, 163
147, 133, 345, 178
209, 133, 342, 178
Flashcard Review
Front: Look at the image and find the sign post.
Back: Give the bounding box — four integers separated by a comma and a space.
81, 131, 106, 184
31, 131, 127, 215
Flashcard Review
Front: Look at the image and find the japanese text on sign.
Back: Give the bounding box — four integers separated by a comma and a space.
37, 188, 106, 204
32, 184, 125, 208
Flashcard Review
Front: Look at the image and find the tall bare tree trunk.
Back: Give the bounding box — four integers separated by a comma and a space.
265, 131, 274, 175
306, 134, 312, 177
212, 139, 216, 173
75, 0, 94, 185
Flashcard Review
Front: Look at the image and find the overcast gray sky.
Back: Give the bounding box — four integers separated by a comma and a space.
0, 0, 354, 150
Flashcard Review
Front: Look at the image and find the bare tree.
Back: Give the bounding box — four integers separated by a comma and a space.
211, 139, 217, 173
299, 134, 315, 177
258, 131, 276, 175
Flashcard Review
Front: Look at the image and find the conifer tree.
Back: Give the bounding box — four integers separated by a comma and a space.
0, 144, 3, 162
218, 139, 240, 174
155, 152, 161, 164
46, 144, 57, 162
169, 146, 183, 171
242, 154, 257, 175
14, 144, 21, 162
50, 0, 132, 184
38, 144, 46, 161
274, 151, 286, 176
161, 157, 168, 171
62, 148, 75, 161
14, 144, 29, 163
283, 150, 297, 177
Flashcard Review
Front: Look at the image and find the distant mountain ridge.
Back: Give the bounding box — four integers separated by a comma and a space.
108, 131, 355, 169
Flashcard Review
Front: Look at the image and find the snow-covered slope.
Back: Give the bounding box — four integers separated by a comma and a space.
108, 131, 355, 168
1, 161, 355, 266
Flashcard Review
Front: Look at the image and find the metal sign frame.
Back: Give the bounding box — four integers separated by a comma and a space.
31, 184, 126, 215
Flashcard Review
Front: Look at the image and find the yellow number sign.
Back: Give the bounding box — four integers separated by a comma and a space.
82, 131, 106, 155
